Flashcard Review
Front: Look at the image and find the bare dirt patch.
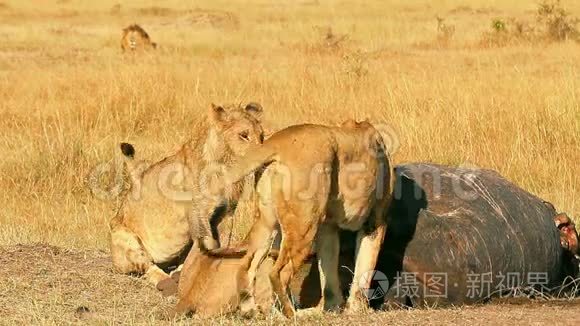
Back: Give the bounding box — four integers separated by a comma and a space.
0, 244, 174, 324
1, 244, 579, 325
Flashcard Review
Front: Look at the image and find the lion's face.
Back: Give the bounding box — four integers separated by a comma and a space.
121, 24, 155, 52
123, 31, 150, 50
209, 103, 265, 158
127, 32, 139, 49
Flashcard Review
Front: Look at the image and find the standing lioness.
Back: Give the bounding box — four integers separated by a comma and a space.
180, 120, 393, 317
110, 103, 265, 292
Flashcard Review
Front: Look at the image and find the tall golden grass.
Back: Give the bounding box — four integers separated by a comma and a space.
0, 0, 578, 249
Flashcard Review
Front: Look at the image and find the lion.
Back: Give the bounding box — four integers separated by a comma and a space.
121, 24, 157, 52
109, 103, 265, 294
172, 246, 282, 317
174, 238, 349, 318
179, 119, 394, 318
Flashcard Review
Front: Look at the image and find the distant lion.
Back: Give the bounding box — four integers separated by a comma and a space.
121, 24, 157, 52
109, 103, 265, 294
180, 120, 394, 317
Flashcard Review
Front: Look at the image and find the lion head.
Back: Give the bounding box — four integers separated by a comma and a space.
121, 24, 157, 52
202, 102, 265, 162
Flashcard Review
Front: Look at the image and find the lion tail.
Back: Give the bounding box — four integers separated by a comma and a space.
119, 142, 145, 185
226, 145, 279, 185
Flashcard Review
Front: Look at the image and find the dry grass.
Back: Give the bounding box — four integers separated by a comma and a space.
1, 244, 579, 325
0, 0, 579, 322
0, 0, 578, 249
0, 244, 175, 324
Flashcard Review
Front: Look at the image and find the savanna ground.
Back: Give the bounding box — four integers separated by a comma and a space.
0, 0, 579, 324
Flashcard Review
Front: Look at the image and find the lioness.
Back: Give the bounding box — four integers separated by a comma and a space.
183, 120, 394, 318
110, 103, 265, 293
121, 24, 157, 52
173, 246, 282, 317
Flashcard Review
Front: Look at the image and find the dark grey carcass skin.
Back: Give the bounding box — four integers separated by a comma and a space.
298, 163, 579, 308
375, 163, 577, 307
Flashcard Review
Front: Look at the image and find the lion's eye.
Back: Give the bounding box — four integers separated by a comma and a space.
239, 131, 250, 141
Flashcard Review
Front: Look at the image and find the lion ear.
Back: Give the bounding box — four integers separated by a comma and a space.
244, 102, 263, 120
209, 103, 228, 126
